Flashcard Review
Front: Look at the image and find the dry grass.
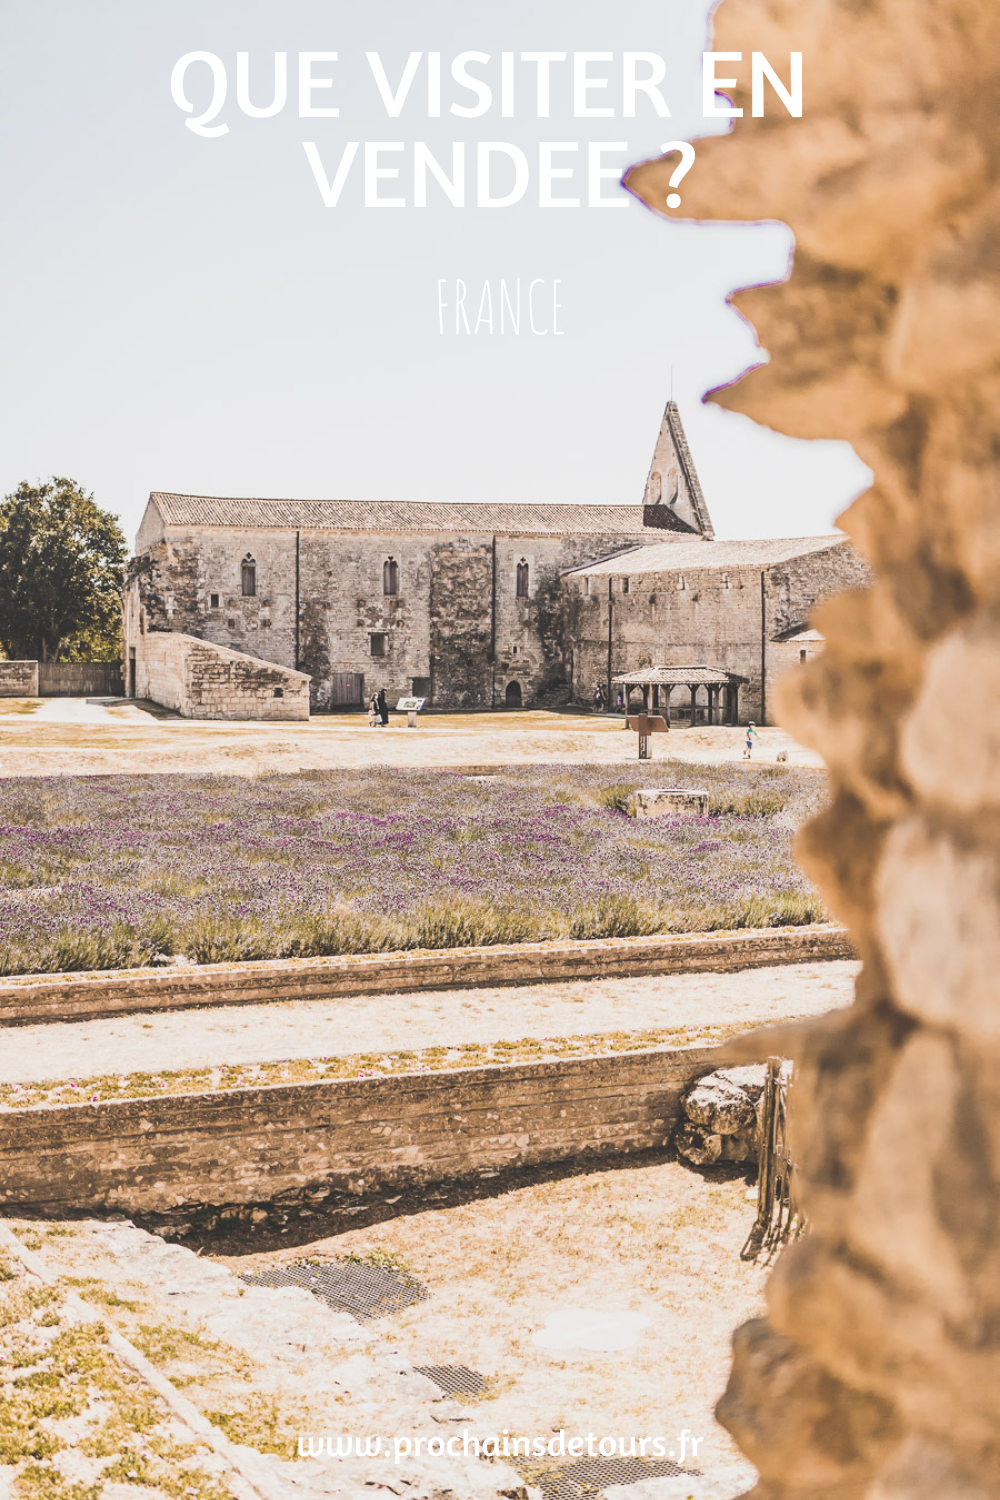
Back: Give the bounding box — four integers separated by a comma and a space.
0, 1021, 743, 1111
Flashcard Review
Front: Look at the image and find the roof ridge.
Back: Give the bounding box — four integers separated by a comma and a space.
145, 494, 665, 538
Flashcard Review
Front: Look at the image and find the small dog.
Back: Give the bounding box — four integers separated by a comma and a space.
776, 750, 789, 763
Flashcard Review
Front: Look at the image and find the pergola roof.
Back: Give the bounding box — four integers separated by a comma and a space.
612, 664, 748, 687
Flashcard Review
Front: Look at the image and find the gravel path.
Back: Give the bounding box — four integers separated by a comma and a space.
1, 961, 857, 1083
0, 701, 823, 777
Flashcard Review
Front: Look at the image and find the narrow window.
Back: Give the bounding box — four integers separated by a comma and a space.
622, 577, 630, 594
800, 648, 808, 663
516, 559, 529, 598
383, 557, 399, 596
370, 632, 387, 658
241, 557, 257, 597
723, 575, 730, 590
585, 577, 591, 596
273, 686, 284, 698
677, 575, 686, 591
210, 593, 220, 610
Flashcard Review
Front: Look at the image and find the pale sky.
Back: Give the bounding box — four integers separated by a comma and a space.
0, 0, 869, 546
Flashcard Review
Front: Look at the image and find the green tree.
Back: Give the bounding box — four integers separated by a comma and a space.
0, 478, 127, 662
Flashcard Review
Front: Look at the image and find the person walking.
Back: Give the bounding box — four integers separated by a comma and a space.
368, 693, 379, 727
743, 721, 757, 760
377, 687, 389, 726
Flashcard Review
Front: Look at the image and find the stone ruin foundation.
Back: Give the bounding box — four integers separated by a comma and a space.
627, 0, 1000, 1493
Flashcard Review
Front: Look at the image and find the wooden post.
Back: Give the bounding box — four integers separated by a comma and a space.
690, 684, 698, 727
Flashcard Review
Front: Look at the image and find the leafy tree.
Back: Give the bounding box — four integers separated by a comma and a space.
0, 478, 127, 662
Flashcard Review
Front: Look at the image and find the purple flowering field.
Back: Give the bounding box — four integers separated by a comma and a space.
0, 763, 828, 975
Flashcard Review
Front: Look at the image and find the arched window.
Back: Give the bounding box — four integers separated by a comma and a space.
383, 557, 399, 596
648, 471, 662, 503
241, 556, 257, 597
516, 559, 529, 598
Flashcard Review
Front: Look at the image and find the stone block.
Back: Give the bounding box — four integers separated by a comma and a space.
0, 661, 38, 697
684, 1076, 757, 1135
632, 787, 709, 818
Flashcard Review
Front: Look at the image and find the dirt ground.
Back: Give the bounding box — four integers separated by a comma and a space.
249, 1155, 764, 1485
0, 962, 857, 1086
0, 700, 822, 778
0, 698, 821, 1499
3, 1147, 762, 1499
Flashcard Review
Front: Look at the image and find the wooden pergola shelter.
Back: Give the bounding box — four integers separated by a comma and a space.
613, 664, 748, 727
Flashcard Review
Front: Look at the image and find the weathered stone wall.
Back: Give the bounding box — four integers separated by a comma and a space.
0, 661, 39, 697
563, 546, 866, 722
628, 1, 1000, 1493
125, 525, 654, 711
135, 631, 310, 721
0, 1044, 724, 1220
0, 925, 852, 1027
36, 662, 124, 697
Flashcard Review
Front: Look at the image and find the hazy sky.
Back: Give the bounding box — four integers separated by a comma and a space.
0, 1, 869, 546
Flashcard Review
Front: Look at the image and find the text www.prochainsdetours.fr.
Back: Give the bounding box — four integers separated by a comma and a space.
299, 1429, 706, 1464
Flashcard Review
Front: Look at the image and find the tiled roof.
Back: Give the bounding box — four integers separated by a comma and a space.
567, 534, 847, 576
778, 627, 825, 643
613, 664, 748, 686
148, 494, 662, 538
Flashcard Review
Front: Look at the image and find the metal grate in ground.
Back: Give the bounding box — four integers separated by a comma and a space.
533, 1455, 694, 1500
240, 1258, 429, 1322
412, 1364, 489, 1398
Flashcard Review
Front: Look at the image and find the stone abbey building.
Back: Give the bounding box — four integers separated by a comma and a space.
123, 402, 867, 723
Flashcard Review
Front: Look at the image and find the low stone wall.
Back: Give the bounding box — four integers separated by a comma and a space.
37, 662, 124, 697
0, 661, 39, 697
0, 925, 855, 1027
0, 1043, 727, 1221
136, 631, 310, 720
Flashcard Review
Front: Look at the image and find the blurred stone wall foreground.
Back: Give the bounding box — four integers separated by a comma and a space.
627, 1, 1000, 1496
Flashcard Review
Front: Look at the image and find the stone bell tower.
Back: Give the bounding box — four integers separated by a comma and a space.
642, 400, 715, 537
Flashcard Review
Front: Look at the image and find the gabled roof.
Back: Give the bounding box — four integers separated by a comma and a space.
146, 494, 665, 538
613, 664, 748, 686
567, 534, 847, 577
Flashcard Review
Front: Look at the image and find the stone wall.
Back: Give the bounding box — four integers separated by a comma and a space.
124, 524, 664, 712
134, 630, 310, 721
563, 546, 866, 723
0, 1044, 723, 1221
0, 661, 38, 697
0, 925, 853, 1027
627, 1, 1000, 1493
36, 662, 124, 697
